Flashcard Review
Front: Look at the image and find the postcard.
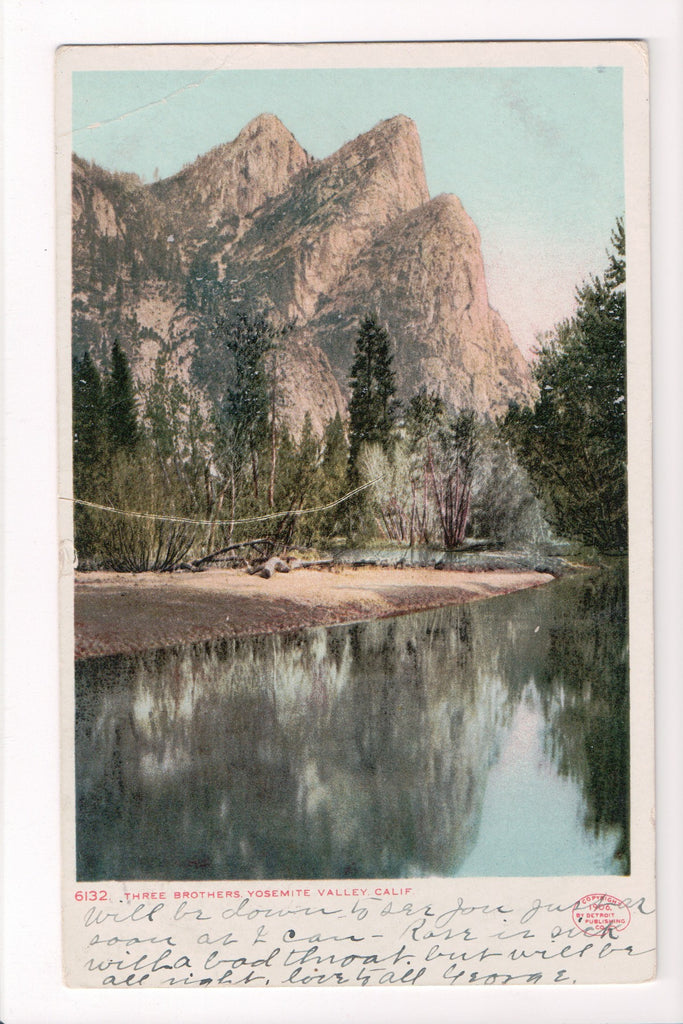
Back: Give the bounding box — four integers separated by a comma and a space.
56, 40, 655, 988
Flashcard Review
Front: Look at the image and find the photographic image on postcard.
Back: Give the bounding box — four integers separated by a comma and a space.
69, 59, 631, 884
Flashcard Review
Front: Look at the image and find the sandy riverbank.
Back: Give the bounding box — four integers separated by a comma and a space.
73, 564, 554, 659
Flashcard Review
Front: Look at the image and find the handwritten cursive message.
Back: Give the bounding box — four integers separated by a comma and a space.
65, 887, 656, 988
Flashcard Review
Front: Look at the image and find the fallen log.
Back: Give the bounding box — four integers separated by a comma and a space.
256, 556, 291, 579
289, 558, 334, 570
349, 557, 393, 568
191, 538, 272, 568
247, 556, 334, 578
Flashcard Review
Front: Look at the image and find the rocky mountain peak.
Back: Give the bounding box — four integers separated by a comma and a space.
318, 115, 429, 211
224, 116, 431, 322
72, 113, 537, 434
152, 111, 312, 242
235, 111, 301, 145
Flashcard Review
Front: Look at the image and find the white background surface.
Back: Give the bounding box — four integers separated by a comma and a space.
2, 2, 682, 1022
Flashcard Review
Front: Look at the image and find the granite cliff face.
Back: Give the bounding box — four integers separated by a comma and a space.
225, 115, 431, 322
72, 113, 535, 431
302, 192, 532, 416
152, 113, 313, 246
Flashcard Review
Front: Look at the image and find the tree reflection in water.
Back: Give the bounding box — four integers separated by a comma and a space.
75, 564, 629, 880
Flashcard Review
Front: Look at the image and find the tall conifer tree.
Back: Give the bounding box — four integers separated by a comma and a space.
107, 339, 140, 453
504, 219, 627, 552
215, 309, 277, 500
347, 312, 398, 480
72, 350, 107, 474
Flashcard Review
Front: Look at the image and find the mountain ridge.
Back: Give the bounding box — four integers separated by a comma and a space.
71, 114, 536, 432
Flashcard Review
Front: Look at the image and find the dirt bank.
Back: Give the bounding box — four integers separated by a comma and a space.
73, 564, 554, 660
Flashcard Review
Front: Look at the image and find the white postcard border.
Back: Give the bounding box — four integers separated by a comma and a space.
2, 3, 682, 1023
58, 36, 654, 989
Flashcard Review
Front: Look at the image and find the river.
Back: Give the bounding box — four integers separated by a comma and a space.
75, 563, 629, 880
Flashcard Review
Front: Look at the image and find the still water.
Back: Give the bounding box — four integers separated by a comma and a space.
75, 565, 629, 881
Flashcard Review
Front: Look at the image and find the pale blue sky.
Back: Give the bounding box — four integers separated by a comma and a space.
72, 67, 624, 357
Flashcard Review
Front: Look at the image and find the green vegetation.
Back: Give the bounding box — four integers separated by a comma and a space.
347, 312, 398, 479
72, 221, 627, 569
72, 344, 200, 571
503, 219, 627, 554
107, 340, 140, 453
70, 313, 547, 567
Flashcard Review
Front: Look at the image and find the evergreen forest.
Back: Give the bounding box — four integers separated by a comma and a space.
72, 221, 627, 571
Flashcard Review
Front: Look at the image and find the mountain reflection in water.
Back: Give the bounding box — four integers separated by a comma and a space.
75, 565, 629, 880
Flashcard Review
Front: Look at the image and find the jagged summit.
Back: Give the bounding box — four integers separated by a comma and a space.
325, 114, 424, 160
220, 115, 431, 322
72, 113, 536, 431
237, 111, 299, 139
151, 111, 312, 241
314, 115, 429, 210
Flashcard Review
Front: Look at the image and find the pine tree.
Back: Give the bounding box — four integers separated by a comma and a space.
269, 413, 322, 548
106, 340, 140, 453
72, 350, 107, 474
215, 309, 276, 500
504, 218, 627, 553
347, 313, 398, 480
72, 350, 109, 562
321, 412, 348, 485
